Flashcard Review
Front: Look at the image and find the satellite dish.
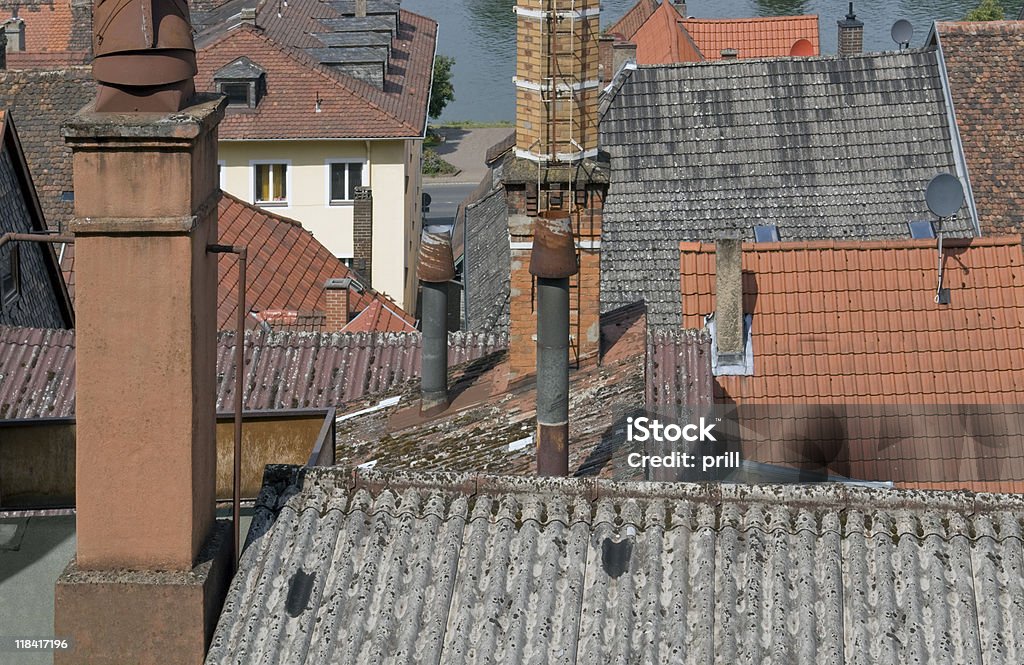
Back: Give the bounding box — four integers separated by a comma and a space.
891, 19, 914, 47
926, 173, 965, 218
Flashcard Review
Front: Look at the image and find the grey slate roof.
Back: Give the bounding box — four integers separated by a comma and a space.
207, 465, 1024, 665
462, 185, 510, 335
600, 50, 975, 329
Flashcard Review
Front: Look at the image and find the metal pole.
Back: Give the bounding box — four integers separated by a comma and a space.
420, 280, 449, 413
536, 276, 570, 476
207, 244, 246, 572
418, 227, 455, 415
0, 232, 75, 248
529, 211, 578, 477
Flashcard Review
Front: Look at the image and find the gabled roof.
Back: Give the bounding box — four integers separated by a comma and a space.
0, 110, 74, 328
934, 21, 1024, 235
341, 299, 416, 333
208, 465, 1024, 664
605, 0, 658, 39
196, 4, 436, 140
196, 22, 432, 139
680, 15, 820, 61
0, 67, 94, 230
633, 0, 703, 64
679, 237, 1024, 493
600, 50, 974, 329
0, 325, 506, 418
217, 192, 413, 330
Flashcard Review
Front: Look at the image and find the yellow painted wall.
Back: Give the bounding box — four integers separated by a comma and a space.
218, 138, 421, 308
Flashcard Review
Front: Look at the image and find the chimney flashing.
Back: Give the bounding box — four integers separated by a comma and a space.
708, 313, 754, 376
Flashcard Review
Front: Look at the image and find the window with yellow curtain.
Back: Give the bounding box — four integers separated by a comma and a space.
254, 163, 288, 204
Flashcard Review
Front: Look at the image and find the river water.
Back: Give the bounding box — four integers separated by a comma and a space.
404, 0, 1022, 122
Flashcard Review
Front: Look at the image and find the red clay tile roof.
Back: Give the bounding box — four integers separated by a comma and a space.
632, 4, 819, 64
341, 299, 416, 334
681, 15, 820, 61
196, 9, 436, 139
680, 236, 1024, 404
59, 193, 415, 332
217, 191, 414, 331
936, 22, 1024, 235
634, 1, 703, 64
679, 237, 1024, 492
606, 0, 659, 39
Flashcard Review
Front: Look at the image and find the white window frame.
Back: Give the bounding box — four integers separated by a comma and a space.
250, 159, 291, 208
217, 160, 226, 190
325, 159, 369, 205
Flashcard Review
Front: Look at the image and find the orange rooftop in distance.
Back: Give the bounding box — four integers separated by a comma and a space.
627, 0, 819, 64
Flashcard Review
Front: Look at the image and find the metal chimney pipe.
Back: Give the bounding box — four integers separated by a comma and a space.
530, 211, 579, 477
418, 226, 455, 416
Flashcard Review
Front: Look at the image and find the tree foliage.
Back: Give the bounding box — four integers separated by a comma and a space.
429, 55, 456, 119
964, 0, 1005, 20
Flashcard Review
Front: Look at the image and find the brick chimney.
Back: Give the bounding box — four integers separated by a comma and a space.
837, 2, 864, 56
514, 0, 600, 162
507, 181, 604, 380
55, 95, 231, 664
352, 186, 373, 285
324, 277, 352, 330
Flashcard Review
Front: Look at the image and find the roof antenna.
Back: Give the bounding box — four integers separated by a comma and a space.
925, 173, 965, 306
891, 19, 914, 51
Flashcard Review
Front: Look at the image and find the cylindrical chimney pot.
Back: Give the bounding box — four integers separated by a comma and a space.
536, 276, 570, 477
529, 211, 578, 279
418, 227, 455, 415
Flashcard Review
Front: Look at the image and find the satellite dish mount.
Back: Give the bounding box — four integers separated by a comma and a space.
925, 173, 965, 306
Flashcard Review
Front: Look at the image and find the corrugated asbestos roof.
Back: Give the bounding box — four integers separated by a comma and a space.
0, 326, 506, 418
599, 49, 973, 329
207, 465, 1024, 665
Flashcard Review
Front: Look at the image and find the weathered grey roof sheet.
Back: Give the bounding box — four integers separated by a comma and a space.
600, 50, 974, 328
463, 186, 511, 335
0, 326, 506, 419
207, 465, 1024, 664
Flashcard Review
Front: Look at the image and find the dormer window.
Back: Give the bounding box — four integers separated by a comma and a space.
214, 57, 267, 109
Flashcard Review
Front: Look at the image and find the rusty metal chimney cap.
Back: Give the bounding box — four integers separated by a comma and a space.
419, 226, 456, 283
530, 210, 579, 279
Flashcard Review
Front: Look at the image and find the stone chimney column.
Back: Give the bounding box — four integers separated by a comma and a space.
3, 18, 24, 52
55, 95, 231, 665
355, 0, 367, 18
837, 2, 864, 56
715, 238, 745, 363
353, 186, 373, 285
324, 277, 352, 330
612, 41, 637, 74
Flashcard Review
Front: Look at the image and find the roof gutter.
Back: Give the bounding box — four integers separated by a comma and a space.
930, 23, 982, 237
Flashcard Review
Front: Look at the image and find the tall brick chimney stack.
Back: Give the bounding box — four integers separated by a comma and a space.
837, 2, 864, 56
352, 186, 373, 284
506, 0, 607, 382
514, 0, 600, 162
55, 95, 231, 664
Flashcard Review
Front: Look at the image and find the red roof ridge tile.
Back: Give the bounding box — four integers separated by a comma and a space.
680, 236, 1024, 254
200, 23, 421, 136
682, 14, 819, 24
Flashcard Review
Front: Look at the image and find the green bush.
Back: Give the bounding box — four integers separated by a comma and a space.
964, 0, 1005, 20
